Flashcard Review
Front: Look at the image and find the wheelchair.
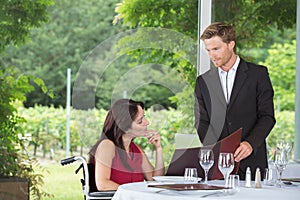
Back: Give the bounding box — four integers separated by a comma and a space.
61, 156, 115, 200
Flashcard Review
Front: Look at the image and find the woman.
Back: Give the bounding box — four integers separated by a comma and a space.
88, 99, 165, 191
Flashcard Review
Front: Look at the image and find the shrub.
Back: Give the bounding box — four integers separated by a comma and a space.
0, 68, 52, 199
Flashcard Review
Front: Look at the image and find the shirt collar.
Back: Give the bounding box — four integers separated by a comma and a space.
232, 55, 240, 71
218, 55, 240, 74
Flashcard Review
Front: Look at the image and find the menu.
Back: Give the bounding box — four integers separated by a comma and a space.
148, 183, 228, 191
166, 128, 242, 180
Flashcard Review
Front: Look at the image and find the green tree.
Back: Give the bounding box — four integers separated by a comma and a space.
2, 0, 183, 110
0, 0, 53, 52
242, 26, 296, 63
213, 0, 296, 53
114, 0, 297, 132
114, 0, 296, 81
2, 0, 125, 109
260, 40, 296, 111
0, 68, 52, 199
1, 0, 54, 198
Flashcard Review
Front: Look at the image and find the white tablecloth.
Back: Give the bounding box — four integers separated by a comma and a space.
112, 180, 300, 200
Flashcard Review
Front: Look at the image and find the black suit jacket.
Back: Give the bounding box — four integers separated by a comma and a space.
194, 58, 276, 180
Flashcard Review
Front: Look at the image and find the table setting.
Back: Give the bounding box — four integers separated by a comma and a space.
112, 142, 300, 200
111, 177, 300, 200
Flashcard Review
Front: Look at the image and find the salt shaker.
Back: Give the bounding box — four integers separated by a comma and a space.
245, 167, 252, 187
255, 168, 262, 188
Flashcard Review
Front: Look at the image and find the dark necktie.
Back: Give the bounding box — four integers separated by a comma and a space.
226, 72, 229, 103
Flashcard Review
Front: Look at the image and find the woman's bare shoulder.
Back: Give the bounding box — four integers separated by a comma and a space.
98, 139, 114, 149
95, 139, 115, 156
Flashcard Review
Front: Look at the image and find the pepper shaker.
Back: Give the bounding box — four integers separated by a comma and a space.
255, 168, 262, 188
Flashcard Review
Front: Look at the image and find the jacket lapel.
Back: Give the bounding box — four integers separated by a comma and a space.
228, 59, 248, 109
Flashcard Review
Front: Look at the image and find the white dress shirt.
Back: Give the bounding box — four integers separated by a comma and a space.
218, 56, 240, 104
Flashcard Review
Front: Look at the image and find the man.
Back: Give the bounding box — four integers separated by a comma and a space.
194, 22, 276, 180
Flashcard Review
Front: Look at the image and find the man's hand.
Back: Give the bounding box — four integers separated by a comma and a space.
234, 141, 253, 162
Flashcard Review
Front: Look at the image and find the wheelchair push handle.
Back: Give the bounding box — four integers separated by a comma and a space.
60, 156, 76, 165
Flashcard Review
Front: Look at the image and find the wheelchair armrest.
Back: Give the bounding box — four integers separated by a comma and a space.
89, 190, 116, 198
60, 156, 76, 165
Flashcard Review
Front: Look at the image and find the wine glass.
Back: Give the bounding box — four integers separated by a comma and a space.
274, 148, 289, 187
276, 141, 292, 153
199, 149, 214, 184
218, 153, 234, 187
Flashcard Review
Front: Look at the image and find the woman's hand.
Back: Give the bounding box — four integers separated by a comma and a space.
145, 130, 162, 150
142, 130, 165, 178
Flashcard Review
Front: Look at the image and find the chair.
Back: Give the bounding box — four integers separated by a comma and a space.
61, 156, 115, 200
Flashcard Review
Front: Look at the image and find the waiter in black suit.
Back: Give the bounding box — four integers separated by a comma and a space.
194, 22, 276, 180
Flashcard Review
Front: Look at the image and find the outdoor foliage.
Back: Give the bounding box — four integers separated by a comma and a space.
1, 0, 196, 110
1, 0, 297, 112
16, 104, 296, 165
0, 0, 54, 199
213, 0, 296, 52
0, 68, 52, 199
2, 0, 124, 108
0, 1, 298, 198
267, 110, 295, 161
17, 104, 183, 165
0, 0, 53, 52
1, 0, 178, 110
260, 40, 296, 111
114, 0, 297, 76
17, 104, 104, 157
114, 0, 297, 133
244, 26, 297, 63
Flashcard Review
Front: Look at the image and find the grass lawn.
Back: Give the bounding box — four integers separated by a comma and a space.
35, 161, 84, 200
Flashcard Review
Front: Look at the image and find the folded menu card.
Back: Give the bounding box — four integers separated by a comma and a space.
166, 128, 242, 180
282, 178, 300, 183
148, 183, 227, 191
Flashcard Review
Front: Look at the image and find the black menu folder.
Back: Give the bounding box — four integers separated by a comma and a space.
166, 128, 242, 180
148, 183, 228, 191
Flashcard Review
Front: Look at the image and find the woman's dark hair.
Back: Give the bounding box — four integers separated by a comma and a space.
88, 99, 144, 170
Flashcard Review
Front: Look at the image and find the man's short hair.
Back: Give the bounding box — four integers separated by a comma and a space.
200, 22, 236, 44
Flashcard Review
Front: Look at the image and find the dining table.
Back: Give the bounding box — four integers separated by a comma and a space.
112, 178, 300, 200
